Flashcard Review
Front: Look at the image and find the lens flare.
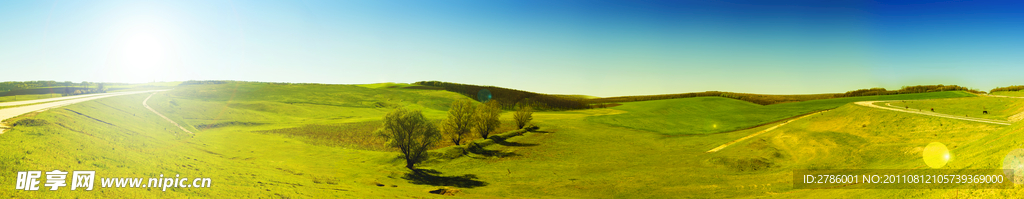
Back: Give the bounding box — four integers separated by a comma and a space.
1002, 149, 1024, 184
923, 142, 950, 169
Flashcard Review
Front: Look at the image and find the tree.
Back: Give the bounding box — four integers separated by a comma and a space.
473, 100, 502, 139
376, 108, 441, 170
441, 99, 475, 146
514, 104, 534, 129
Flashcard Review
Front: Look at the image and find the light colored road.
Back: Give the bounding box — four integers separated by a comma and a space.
854, 101, 1011, 125
706, 110, 829, 153
983, 94, 1024, 99
143, 92, 194, 134
0, 92, 119, 107
0, 90, 165, 134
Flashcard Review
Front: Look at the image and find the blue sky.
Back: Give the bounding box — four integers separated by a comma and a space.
0, 0, 1021, 97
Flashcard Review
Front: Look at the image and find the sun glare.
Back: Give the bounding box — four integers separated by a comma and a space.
112, 20, 175, 83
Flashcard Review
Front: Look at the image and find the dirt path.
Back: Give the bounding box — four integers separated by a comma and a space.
706, 110, 829, 153
0, 90, 165, 134
143, 92, 194, 134
854, 101, 1011, 125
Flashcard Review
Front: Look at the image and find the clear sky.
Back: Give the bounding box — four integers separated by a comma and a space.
0, 0, 1021, 97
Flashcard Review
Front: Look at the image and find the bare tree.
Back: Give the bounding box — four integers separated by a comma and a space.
473, 100, 502, 139
441, 99, 475, 146
514, 105, 534, 129
376, 108, 441, 170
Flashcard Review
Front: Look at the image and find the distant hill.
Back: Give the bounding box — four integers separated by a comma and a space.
589, 85, 985, 105
413, 81, 590, 110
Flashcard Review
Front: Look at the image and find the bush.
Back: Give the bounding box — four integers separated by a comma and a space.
13, 119, 49, 127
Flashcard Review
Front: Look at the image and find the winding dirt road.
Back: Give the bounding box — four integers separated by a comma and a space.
0, 90, 165, 134
143, 92, 194, 134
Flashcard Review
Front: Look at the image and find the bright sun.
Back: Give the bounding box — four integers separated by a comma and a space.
114, 23, 173, 82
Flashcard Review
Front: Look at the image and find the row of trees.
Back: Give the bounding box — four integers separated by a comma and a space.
440, 99, 504, 146
0, 81, 113, 93
990, 85, 1024, 93
836, 85, 985, 97
377, 100, 534, 170
414, 81, 590, 110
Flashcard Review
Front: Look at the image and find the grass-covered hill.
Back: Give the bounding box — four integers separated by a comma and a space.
413, 81, 590, 110
588, 84, 985, 106
588, 91, 975, 135
2, 80, 1020, 198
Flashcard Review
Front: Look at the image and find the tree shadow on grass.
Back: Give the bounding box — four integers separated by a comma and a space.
466, 144, 519, 158
493, 138, 539, 147
403, 169, 488, 188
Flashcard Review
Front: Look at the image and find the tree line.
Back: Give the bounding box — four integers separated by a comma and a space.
0, 81, 119, 92
0, 81, 114, 97
414, 81, 590, 110
836, 85, 985, 97
990, 85, 1024, 93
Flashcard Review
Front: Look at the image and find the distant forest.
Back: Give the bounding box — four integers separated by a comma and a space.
990, 85, 1024, 93
0, 80, 120, 96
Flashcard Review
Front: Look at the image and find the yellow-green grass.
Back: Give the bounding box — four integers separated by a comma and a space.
416, 102, 1010, 198
5, 82, 1022, 198
0, 89, 481, 198
887, 96, 1024, 121
587, 91, 975, 135
992, 91, 1024, 97
710, 103, 1024, 198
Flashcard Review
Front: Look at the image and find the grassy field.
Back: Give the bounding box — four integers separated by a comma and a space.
424, 102, 1023, 198
887, 96, 1024, 121
0, 82, 502, 198
587, 91, 975, 135
3, 82, 1023, 198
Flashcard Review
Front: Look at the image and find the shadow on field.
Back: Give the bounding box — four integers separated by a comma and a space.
403, 169, 488, 188
493, 139, 538, 147
467, 144, 519, 158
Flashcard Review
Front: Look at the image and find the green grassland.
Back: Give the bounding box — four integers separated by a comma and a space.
3, 82, 1023, 198
887, 96, 1024, 121
992, 91, 1024, 97
587, 91, 975, 135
